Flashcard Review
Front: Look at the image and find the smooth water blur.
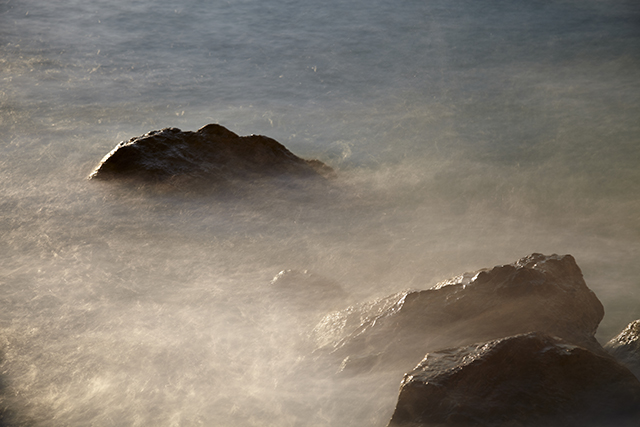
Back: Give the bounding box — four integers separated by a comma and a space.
1, 0, 640, 425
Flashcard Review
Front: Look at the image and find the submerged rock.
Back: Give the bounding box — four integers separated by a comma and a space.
270, 269, 347, 309
266, 269, 349, 331
312, 253, 605, 373
387, 332, 640, 427
88, 124, 334, 185
605, 319, 640, 380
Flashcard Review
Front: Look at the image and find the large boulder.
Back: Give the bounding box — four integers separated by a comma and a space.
605, 319, 640, 380
312, 253, 605, 373
88, 124, 334, 185
387, 332, 640, 427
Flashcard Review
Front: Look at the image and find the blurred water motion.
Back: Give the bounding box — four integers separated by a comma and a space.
1, 0, 639, 425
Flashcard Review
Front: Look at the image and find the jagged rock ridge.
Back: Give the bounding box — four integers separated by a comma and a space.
605, 319, 640, 380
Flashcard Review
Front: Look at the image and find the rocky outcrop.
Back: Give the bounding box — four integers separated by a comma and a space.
387, 332, 640, 427
605, 319, 640, 380
304, 254, 635, 426
312, 253, 605, 373
88, 124, 334, 185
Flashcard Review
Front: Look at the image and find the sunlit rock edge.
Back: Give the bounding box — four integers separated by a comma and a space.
605, 319, 640, 380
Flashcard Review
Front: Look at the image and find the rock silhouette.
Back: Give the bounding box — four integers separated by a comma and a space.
605, 319, 640, 380
387, 332, 640, 427
88, 124, 334, 186
313, 253, 605, 373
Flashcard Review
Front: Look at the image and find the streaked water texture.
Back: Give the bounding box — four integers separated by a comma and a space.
1, 0, 639, 425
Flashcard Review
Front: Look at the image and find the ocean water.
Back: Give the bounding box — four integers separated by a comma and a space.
1, 0, 639, 425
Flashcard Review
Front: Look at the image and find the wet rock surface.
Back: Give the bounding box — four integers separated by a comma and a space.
313, 253, 605, 373
88, 124, 334, 186
387, 332, 640, 427
605, 319, 640, 380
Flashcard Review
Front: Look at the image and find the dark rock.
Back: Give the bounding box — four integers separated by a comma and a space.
312, 254, 605, 373
605, 319, 640, 380
387, 332, 640, 427
88, 124, 334, 185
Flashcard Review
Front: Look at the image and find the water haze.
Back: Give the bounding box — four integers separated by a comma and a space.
1, 0, 639, 425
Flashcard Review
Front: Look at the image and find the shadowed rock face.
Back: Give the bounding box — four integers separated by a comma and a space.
605, 319, 640, 380
387, 332, 640, 427
312, 253, 605, 373
88, 124, 334, 185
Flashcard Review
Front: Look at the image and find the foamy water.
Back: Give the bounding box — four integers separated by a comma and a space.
1, 0, 639, 425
